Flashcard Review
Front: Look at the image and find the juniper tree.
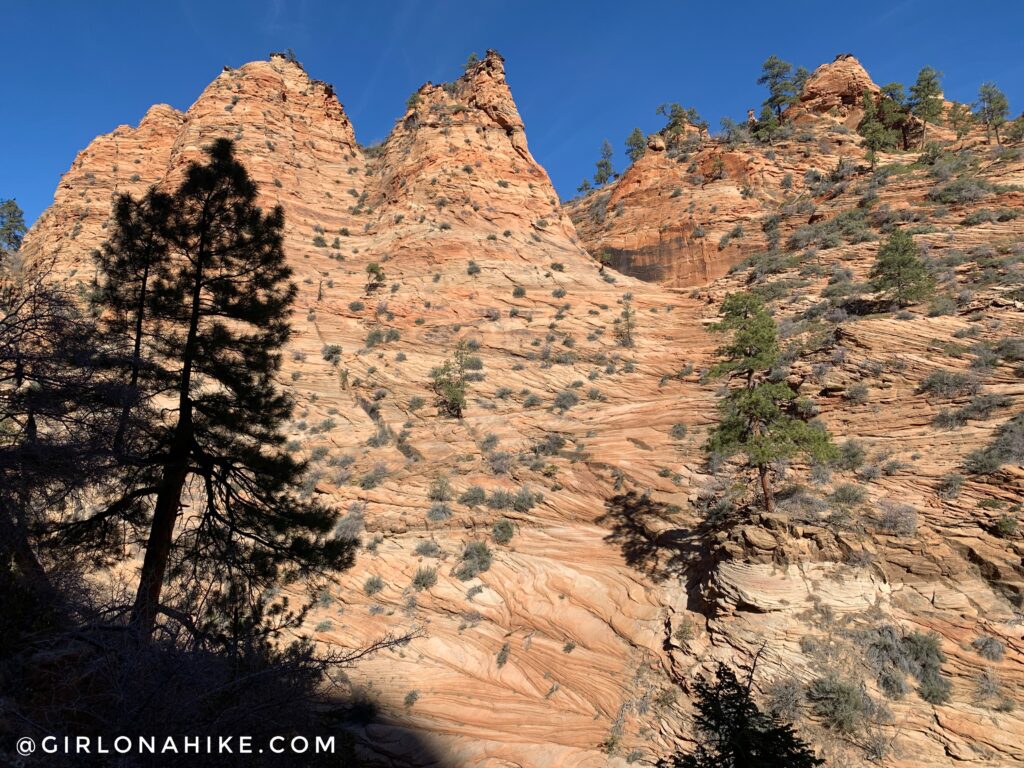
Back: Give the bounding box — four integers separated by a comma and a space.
705, 293, 835, 514
625, 127, 647, 164
577, 178, 592, 194
594, 139, 616, 186
908, 67, 944, 147
658, 663, 823, 768
869, 228, 934, 308
976, 82, 1009, 144
85, 139, 354, 640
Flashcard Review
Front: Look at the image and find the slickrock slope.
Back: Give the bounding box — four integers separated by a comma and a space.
23, 50, 1024, 767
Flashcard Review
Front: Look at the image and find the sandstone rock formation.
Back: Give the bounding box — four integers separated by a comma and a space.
22, 49, 1024, 767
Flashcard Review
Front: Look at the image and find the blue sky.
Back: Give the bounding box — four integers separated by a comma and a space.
4, 0, 1023, 225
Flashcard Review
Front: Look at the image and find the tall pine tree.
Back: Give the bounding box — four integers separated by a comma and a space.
705, 294, 834, 514
976, 82, 1009, 145
908, 66, 944, 148
86, 139, 354, 640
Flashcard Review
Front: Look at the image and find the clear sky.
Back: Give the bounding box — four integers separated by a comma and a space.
4, 0, 1023, 226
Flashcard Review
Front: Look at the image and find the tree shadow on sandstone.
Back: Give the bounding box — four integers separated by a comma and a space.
598, 492, 721, 594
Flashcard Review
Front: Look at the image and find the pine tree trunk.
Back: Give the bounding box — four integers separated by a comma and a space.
130, 234, 206, 640
759, 465, 776, 514
129, 426, 190, 638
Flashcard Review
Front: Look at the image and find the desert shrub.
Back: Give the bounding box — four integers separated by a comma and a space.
486, 489, 515, 510
919, 370, 979, 398
993, 515, 1018, 538
486, 451, 514, 475
428, 475, 452, 502
553, 390, 579, 411
321, 344, 342, 364
831, 483, 866, 506
876, 500, 918, 535
360, 463, 389, 489
364, 575, 385, 595
835, 439, 866, 470
936, 473, 964, 499
765, 677, 804, 722
412, 566, 437, 590
972, 635, 1005, 661
670, 423, 687, 440
927, 176, 994, 204
496, 642, 510, 668
458, 486, 486, 507
808, 677, 871, 733
427, 502, 452, 521
492, 518, 515, 544
846, 383, 870, 404
455, 541, 492, 581
513, 485, 542, 512
415, 541, 441, 558
965, 414, 1024, 473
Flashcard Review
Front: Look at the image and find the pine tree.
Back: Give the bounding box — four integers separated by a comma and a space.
753, 106, 780, 145
93, 189, 173, 455
879, 82, 912, 149
908, 67, 944, 147
658, 663, 824, 768
947, 103, 974, 146
869, 228, 934, 308
0, 199, 26, 261
976, 82, 1009, 145
859, 90, 897, 170
87, 139, 354, 640
757, 55, 798, 117
705, 294, 834, 514
594, 139, 616, 186
625, 128, 647, 164
577, 178, 592, 194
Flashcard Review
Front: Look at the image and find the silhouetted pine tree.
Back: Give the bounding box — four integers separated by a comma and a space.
86, 139, 355, 640
659, 663, 823, 768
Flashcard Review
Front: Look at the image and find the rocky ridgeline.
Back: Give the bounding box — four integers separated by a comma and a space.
22, 51, 1024, 766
